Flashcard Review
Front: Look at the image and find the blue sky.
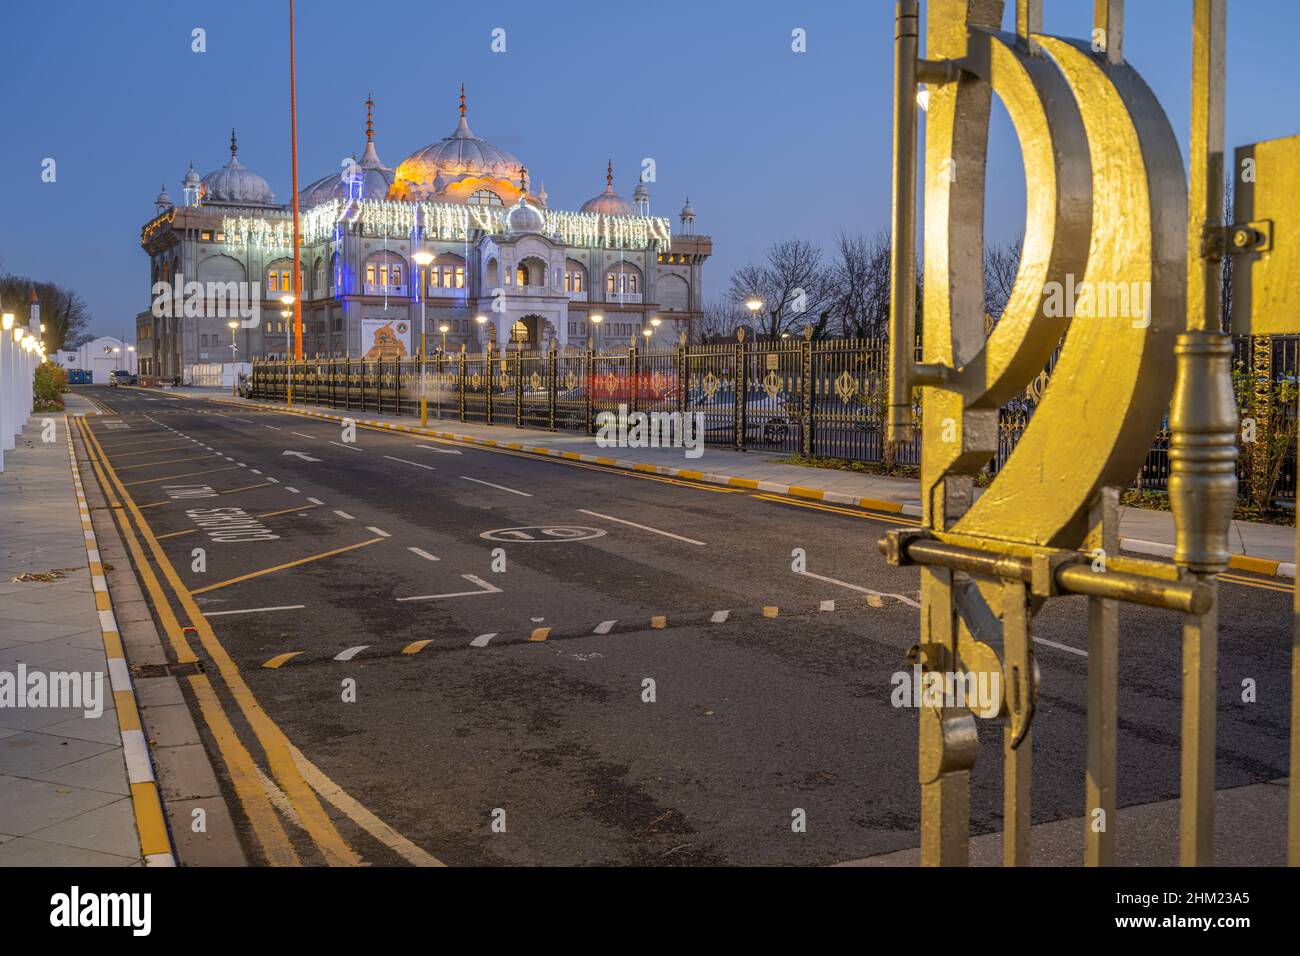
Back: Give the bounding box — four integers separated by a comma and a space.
2, 0, 1298, 339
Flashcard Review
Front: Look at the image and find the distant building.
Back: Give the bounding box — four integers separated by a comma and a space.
52, 336, 137, 384
137, 91, 711, 380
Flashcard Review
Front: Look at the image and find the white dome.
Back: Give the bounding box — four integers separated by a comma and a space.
201, 130, 275, 207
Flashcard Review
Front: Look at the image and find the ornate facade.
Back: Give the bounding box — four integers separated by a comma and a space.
137, 91, 711, 381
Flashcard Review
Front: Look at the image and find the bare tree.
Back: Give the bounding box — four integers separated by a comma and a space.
983, 235, 1022, 324
697, 297, 749, 343
727, 238, 834, 341
826, 230, 892, 339
0, 271, 93, 350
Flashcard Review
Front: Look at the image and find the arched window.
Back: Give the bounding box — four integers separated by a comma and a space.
510, 320, 529, 344
313, 257, 324, 297
516, 264, 529, 287
467, 189, 502, 206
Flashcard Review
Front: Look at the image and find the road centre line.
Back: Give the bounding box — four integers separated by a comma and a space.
407, 547, 439, 561
291, 431, 315, 439
593, 620, 617, 634
460, 476, 531, 496
413, 444, 462, 454
576, 509, 706, 546
334, 646, 370, 661
308, 497, 324, 505
334, 510, 354, 520
330, 441, 362, 451
367, 527, 391, 538
470, 633, 498, 647
384, 455, 436, 470
203, 605, 307, 617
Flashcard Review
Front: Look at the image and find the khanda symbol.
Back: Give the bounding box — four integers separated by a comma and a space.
882, 0, 1249, 868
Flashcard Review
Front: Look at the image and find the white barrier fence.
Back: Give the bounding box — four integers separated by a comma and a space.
185, 363, 252, 388
1, 314, 46, 473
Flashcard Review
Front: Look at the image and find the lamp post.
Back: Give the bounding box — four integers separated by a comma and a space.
413, 249, 434, 425
227, 320, 239, 396
475, 314, 488, 351
1, 314, 13, 462
439, 323, 449, 354
744, 296, 763, 336
590, 313, 603, 353
280, 295, 295, 404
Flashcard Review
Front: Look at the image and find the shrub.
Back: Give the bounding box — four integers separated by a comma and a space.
33, 361, 67, 411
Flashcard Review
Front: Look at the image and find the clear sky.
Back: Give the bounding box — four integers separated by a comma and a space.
2, 0, 1297, 339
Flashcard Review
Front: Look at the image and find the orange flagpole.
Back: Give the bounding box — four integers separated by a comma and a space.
289, 0, 303, 360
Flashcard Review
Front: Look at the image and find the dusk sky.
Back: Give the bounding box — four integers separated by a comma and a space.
2, 0, 1298, 340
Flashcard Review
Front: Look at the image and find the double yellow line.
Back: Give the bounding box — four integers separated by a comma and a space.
75, 416, 364, 866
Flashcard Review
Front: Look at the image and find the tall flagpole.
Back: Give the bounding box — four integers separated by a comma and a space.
289, 0, 303, 362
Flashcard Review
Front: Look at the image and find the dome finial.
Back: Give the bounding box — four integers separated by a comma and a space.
606, 159, 613, 189
365, 92, 375, 143
230, 128, 238, 159
459, 82, 466, 118
520, 166, 529, 193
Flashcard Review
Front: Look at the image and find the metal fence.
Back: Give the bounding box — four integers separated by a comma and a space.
250, 334, 1298, 500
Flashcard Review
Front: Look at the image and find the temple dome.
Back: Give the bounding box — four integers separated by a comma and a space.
504, 173, 546, 234
390, 86, 525, 203
201, 130, 275, 207
580, 161, 631, 216
300, 95, 395, 208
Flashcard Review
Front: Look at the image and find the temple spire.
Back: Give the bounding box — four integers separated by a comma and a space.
459, 82, 466, 118
365, 92, 374, 142
606, 159, 613, 189
230, 128, 237, 159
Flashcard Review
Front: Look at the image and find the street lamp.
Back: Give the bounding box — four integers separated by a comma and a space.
413, 249, 434, 425
475, 314, 489, 353
590, 313, 603, 352
280, 295, 295, 404
438, 323, 449, 353
227, 320, 239, 396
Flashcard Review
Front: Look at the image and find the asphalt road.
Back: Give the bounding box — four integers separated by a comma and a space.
74, 386, 1293, 866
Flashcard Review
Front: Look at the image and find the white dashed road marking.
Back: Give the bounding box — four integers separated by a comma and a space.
710, 610, 730, 623
593, 620, 617, 634
460, 476, 531, 496
334, 645, 370, 662
334, 510, 354, 520
407, 547, 439, 561
384, 456, 436, 470
577, 509, 706, 546
470, 633, 497, 648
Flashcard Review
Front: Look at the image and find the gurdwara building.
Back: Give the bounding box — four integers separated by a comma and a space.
137, 90, 710, 381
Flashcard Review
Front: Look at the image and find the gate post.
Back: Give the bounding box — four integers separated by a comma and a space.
734, 327, 747, 452
801, 326, 815, 458
548, 341, 558, 431
458, 345, 466, 422
629, 340, 639, 418
486, 342, 495, 426
514, 347, 523, 427
585, 338, 595, 435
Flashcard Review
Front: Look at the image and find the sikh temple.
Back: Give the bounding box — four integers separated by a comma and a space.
136, 89, 710, 381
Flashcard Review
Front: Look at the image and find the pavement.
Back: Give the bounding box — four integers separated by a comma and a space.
55, 384, 1291, 866
170, 383, 1296, 576
0, 393, 169, 866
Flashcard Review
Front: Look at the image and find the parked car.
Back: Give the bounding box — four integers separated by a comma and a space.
109, 369, 134, 387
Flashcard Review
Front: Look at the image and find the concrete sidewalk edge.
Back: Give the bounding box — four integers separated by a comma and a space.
65, 417, 176, 866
